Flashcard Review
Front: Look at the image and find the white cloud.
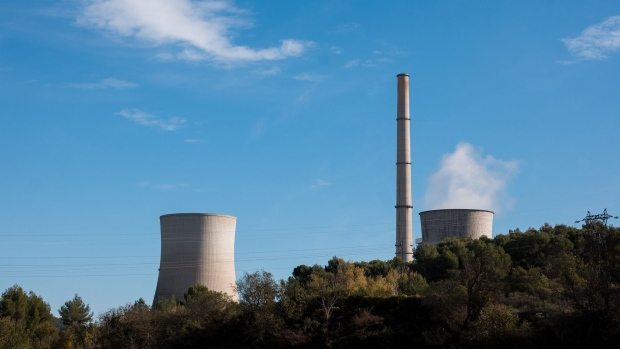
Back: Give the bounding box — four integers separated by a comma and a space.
117, 109, 186, 131
310, 179, 331, 190
424, 142, 518, 213
64, 77, 138, 89
292, 72, 329, 82
78, 0, 314, 63
562, 15, 620, 60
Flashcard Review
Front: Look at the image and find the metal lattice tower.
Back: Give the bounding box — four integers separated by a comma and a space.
575, 208, 618, 275
575, 208, 619, 227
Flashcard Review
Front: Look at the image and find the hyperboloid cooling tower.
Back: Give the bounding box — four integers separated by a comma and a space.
395, 73, 413, 262
153, 213, 238, 305
419, 209, 493, 245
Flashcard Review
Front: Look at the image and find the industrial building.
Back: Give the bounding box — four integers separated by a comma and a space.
392, 74, 494, 247
153, 213, 238, 305
418, 209, 494, 245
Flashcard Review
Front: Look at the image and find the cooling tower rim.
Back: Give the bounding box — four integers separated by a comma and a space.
160, 213, 237, 219
419, 209, 494, 215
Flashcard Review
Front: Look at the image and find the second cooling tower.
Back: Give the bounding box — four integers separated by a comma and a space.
419, 209, 493, 245
153, 213, 238, 304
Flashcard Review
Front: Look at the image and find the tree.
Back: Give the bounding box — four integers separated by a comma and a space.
97, 301, 158, 349
133, 298, 149, 309
397, 272, 429, 296
182, 284, 236, 346
420, 239, 511, 331
0, 285, 57, 349
58, 294, 93, 349
235, 271, 283, 345
0, 316, 21, 349
466, 303, 530, 347
236, 271, 280, 310
308, 271, 345, 323
307, 259, 369, 322
456, 239, 511, 327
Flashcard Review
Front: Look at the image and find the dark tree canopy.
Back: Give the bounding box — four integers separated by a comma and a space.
6, 223, 620, 349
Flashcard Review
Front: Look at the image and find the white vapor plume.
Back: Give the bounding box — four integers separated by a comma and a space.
423, 142, 518, 213
78, 0, 314, 63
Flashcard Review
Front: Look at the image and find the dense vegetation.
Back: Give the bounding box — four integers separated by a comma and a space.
2, 223, 620, 348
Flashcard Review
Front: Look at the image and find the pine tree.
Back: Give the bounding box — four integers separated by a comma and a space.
58, 294, 93, 349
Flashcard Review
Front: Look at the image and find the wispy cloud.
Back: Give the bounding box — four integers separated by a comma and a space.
328, 23, 361, 34
345, 46, 406, 69
424, 142, 518, 213
78, 0, 314, 63
293, 88, 314, 105
310, 179, 331, 190
117, 109, 186, 131
562, 15, 620, 60
249, 119, 266, 140
138, 181, 189, 190
253, 67, 281, 77
151, 183, 188, 190
292, 72, 329, 82
344, 59, 376, 69
330, 46, 342, 54
64, 77, 138, 89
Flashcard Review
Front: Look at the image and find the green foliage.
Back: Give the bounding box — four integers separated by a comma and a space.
152, 294, 181, 312
97, 302, 156, 349
58, 294, 92, 327
466, 303, 530, 347
236, 270, 280, 309
7, 223, 620, 348
0, 285, 57, 349
58, 294, 93, 349
133, 297, 148, 309
397, 272, 429, 296
184, 283, 211, 303
292, 264, 324, 286
0, 316, 21, 349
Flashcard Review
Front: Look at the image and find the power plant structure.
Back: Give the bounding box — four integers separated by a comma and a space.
419, 209, 494, 245
153, 213, 238, 305
395, 73, 413, 262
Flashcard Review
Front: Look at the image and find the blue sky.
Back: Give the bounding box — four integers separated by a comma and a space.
1, 0, 619, 316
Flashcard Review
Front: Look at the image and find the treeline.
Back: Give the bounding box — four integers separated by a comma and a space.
2, 223, 620, 348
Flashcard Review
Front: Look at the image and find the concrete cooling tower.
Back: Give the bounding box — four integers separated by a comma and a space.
153, 213, 238, 305
419, 209, 493, 245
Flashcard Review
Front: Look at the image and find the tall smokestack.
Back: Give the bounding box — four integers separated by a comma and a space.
396, 73, 413, 262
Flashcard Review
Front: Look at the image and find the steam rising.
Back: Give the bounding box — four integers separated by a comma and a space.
424, 142, 517, 213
